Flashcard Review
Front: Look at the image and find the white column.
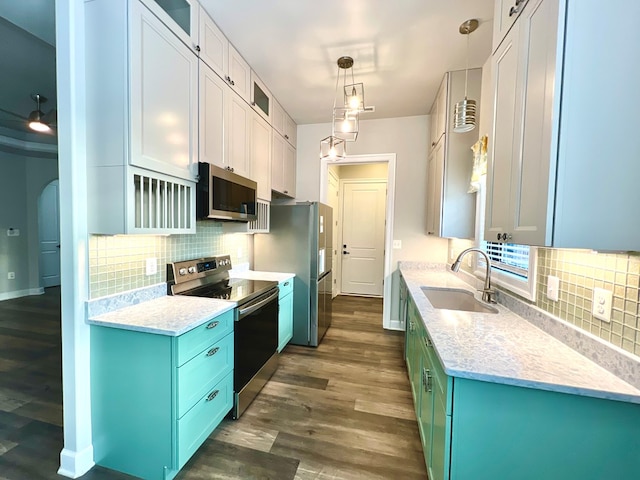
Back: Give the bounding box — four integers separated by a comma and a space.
55, 0, 94, 477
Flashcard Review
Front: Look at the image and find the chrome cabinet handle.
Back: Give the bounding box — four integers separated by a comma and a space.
424, 336, 433, 348
206, 321, 219, 330
206, 390, 219, 402
283, 190, 288, 194
206, 347, 220, 357
194, 44, 201, 52
509, 0, 527, 17
422, 368, 432, 393
284, 281, 290, 287
284, 134, 289, 139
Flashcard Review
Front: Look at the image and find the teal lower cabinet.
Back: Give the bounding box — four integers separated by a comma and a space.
277, 278, 294, 352
406, 296, 640, 479
91, 309, 234, 480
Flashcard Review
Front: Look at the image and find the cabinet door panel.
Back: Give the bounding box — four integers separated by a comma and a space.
226, 90, 252, 178
199, 63, 226, 169
130, 1, 198, 181
485, 24, 519, 241
283, 142, 296, 197
426, 140, 443, 236
271, 131, 285, 193
278, 291, 293, 352
510, 0, 558, 245
228, 44, 251, 102
251, 112, 272, 200
199, 7, 228, 77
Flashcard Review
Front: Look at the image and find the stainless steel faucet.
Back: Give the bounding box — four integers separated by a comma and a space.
450, 248, 496, 304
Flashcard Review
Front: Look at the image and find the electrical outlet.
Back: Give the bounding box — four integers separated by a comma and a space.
145, 257, 157, 276
546, 275, 559, 301
7, 272, 15, 280
393, 240, 402, 249
7, 228, 19, 236
592, 287, 613, 323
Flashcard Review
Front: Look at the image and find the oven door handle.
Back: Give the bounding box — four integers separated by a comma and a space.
237, 289, 279, 319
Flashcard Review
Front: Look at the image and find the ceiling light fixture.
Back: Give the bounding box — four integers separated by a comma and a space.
28, 93, 52, 133
332, 56, 359, 141
320, 135, 346, 161
453, 19, 479, 133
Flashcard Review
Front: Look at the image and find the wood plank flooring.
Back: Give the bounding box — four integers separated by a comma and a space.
0, 291, 427, 479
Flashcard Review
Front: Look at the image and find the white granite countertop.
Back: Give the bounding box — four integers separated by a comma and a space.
400, 267, 640, 405
87, 296, 236, 336
230, 270, 295, 283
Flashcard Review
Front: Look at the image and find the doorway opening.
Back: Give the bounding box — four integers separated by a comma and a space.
320, 153, 398, 330
38, 179, 61, 288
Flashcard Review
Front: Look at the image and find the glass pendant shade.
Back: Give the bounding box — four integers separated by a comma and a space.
344, 82, 365, 113
332, 107, 359, 142
453, 97, 477, 133
320, 135, 346, 160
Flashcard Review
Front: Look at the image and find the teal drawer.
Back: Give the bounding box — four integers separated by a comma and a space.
175, 309, 234, 367
279, 278, 293, 297
176, 332, 234, 418
177, 371, 233, 469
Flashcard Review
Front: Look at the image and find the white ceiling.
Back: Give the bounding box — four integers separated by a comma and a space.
199, 0, 495, 124
0, 0, 495, 141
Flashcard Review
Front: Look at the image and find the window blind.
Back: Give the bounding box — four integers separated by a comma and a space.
481, 241, 530, 279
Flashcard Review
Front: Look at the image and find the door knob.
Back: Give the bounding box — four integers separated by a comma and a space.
343, 251, 350, 255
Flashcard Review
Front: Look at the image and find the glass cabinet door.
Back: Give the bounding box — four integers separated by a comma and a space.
141, 0, 199, 51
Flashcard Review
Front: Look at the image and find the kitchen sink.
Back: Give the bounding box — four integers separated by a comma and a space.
420, 287, 499, 314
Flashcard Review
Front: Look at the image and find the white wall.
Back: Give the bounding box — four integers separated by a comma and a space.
296, 115, 448, 321
0, 150, 58, 298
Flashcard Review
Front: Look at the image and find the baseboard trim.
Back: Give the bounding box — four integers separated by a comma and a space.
0, 287, 45, 302
386, 319, 404, 331
58, 446, 95, 479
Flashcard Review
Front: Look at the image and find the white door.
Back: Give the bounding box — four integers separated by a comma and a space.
39, 180, 61, 287
341, 181, 386, 296
328, 170, 340, 297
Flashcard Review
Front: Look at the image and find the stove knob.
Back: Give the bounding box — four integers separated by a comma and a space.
188, 266, 196, 274
178, 268, 187, 276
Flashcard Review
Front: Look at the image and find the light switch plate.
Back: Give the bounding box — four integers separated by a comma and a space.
592, 287, 612, 323
546, 275, 560, 302
7, 228, 19, 236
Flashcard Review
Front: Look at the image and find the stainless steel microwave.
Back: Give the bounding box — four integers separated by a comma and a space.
197, 162, 257, 222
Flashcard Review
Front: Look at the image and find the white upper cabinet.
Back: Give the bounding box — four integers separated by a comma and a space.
492, 0, 530, 51
425, 69, 481, 239
129, 0, 198, 181
486, 0, 640, 250
271, 99, 286, 136
226, 88, 252, 178
250, 111, 272, 201
251, 71, 272, 122
86, 0, 196, 234
199, 7, 251, 102
271, 130, 296, 198
140, 0, 199, 52
199, 62, 226, 169
284, 114, 297, 147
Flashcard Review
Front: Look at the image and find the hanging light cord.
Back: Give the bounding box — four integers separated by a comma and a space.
463, 30, 470, 100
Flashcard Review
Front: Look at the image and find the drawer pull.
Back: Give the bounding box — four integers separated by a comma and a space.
206, 321, 219, 330
206, 390, 219, 402
422, 368, 433, 393
206, 347, 220, 357
284, 281, 290, 286
424, 337, 433, 348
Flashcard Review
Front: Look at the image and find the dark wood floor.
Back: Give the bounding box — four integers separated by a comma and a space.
0, 290, 426, 479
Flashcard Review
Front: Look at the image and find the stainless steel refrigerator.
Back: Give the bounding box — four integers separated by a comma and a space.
254, 202, 332, 347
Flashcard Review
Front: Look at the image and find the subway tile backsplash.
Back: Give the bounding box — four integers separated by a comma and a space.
88, 221, 251, 299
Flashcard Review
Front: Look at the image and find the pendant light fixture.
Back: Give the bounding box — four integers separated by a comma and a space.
320, 135, 346, 160
28, 93, 52, 133
453, 19, 478, 133
332, 56, 359, 141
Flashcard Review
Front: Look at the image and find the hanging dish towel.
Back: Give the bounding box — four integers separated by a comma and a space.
468, 135, 488, 193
